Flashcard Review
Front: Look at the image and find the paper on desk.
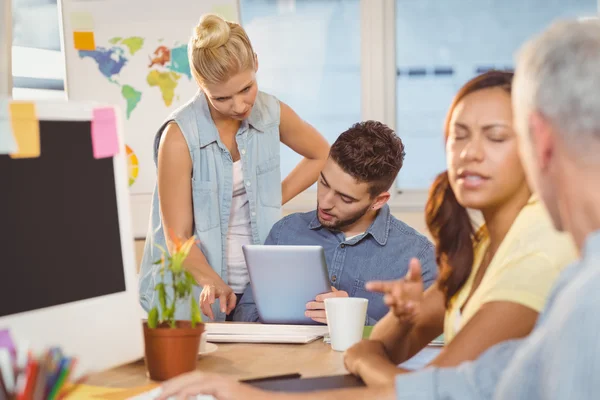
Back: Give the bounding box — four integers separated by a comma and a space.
204, 323, 329, 344
62, 384, 123, 399
62, 383, 159, 399
126, 386, 215, 400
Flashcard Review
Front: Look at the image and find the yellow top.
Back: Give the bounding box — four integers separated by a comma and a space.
443, 196, 578, 344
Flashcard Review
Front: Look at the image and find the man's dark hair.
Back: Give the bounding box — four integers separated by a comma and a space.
330, 120, 406, 197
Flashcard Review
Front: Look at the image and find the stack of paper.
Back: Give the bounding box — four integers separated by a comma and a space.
204, 323, 330, 344
126, 386, 214, 400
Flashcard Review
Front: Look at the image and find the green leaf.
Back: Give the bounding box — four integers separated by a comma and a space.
165, 305, 175, 321
176, 281, 187, 298
147, 307, 159, 329
171, 258, 183, 273
154, 243, 167, 255
155, 283, 167, 313
190, 296, 202, 327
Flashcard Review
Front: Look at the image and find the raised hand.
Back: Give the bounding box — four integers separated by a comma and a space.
365, 258, 424, 323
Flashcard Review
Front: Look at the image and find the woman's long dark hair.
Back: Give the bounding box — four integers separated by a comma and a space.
426, 70, 513, 306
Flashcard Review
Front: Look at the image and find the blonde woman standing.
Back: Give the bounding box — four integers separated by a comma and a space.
139, 14, 330, 322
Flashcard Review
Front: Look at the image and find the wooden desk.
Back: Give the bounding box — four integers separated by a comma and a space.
86, 340, 347, 389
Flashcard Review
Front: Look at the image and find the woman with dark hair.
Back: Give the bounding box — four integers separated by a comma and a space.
342, 70, 578, 386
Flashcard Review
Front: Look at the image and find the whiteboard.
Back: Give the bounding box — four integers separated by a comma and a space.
59, 0, 240, 238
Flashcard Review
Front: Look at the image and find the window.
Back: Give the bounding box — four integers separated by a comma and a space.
240, 0, 361, 183
394, 0, 598, 191
11, 0, 65, 100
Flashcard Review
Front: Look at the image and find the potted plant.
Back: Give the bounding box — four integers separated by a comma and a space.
143, 232, 204, 381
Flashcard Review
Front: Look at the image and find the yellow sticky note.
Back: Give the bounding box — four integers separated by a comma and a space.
73, 31, 96, 51
211, 4, 239, 22
9, 102, 40, 159
70, 12, 95, 32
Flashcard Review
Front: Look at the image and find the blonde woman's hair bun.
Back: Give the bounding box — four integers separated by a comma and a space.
188, 13, 255, 85
193, 14, 231, 50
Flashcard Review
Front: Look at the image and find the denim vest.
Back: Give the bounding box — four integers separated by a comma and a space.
139, 91, 282, 322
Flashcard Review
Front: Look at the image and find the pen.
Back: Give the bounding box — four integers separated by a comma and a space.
44, 348, 63, 398
47, 357, 71, 400
241, 373, 302, 383
32, 357, 48, 400
16, 358, 38, 400
56, 374, 88, 400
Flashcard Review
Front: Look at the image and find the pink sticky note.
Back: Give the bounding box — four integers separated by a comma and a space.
91, 107, 120, 159
0, 329, 15, 358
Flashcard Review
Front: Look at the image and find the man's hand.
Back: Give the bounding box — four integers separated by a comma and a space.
199, 278, 237, 321
305, 287, 349, 324
365, 258, 424, 323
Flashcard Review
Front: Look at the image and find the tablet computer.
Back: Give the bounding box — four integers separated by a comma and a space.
242, 245, 331, 325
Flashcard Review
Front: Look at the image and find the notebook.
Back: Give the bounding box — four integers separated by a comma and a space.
204, 323, 330, 344
248, 374, 365, 392
126, 386, 214, 400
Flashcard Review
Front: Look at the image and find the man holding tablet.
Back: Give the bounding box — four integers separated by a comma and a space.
234, 121, 437, 325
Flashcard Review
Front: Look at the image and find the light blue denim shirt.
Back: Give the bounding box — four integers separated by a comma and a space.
395, 230, 600, 400
139, 91, 282, 322
234, 204, 438, 325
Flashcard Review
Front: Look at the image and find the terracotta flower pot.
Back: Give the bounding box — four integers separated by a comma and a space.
143, 320, 204, 381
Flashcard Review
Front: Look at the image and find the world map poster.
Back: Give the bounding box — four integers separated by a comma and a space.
61, 0, 239, 236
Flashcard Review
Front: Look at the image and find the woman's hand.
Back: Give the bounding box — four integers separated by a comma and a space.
344, 340, 402, 387
366, 258, 424, 324
199, 278, 237, 320
343, 340, 389, 376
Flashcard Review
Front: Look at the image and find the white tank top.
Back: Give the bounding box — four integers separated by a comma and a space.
226, 161, 253, 293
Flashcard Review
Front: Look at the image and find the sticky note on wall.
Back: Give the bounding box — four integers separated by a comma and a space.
91, 107, 120, 159
73, 31, 96, 51
9, 102, 40, 159
0, 99, 18, 155
0, 330, 15, 355
211, 5, 239, 22
70, 12, 95, 31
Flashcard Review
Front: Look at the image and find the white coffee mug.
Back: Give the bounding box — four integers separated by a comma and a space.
325, 297, 368, 352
